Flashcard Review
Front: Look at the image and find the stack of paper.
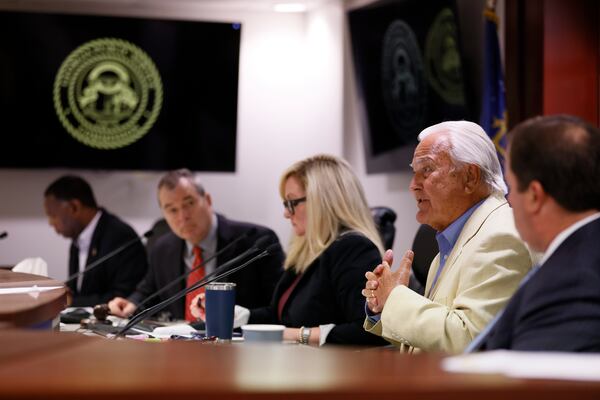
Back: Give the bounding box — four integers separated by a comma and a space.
443, 350, 600, 381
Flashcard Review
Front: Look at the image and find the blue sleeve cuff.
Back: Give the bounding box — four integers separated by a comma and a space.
364, 301, 381, 323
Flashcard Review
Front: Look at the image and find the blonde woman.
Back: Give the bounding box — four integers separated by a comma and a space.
192, 154, 387, 346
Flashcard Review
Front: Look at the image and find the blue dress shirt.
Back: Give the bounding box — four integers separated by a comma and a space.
427, 199, 484, 297
366, 199, 485, 322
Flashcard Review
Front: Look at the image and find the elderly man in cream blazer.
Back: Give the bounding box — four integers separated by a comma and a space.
363, 121, 535, 354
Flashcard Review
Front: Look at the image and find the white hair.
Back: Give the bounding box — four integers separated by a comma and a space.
418, 120, 507, 195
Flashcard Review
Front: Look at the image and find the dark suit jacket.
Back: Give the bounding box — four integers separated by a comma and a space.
129, 214, 284, 320
480, 217, 600, 352
250, 232, 388, 346
70, 209, 148, 307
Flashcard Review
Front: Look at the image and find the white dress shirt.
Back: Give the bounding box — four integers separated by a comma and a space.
75, 210, 102, 291
539, 212, 600, 267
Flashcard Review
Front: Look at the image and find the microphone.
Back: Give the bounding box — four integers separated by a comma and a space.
93, 303, 111, 321
78, 304, 113, 330
0, 231, 7, 240
64, 229, 154, 286
122, 235, 272, 323
115, 242, 279, 337
132, 227, 258, 312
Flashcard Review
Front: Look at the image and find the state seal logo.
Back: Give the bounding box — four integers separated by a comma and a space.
425, 8, 465, 106
53, 38, 163, 149
381, 20, 427, 144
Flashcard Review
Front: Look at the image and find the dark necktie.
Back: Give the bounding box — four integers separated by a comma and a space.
68, 242, 79, 294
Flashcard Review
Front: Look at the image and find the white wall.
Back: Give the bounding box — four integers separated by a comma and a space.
0, 0, 421, 280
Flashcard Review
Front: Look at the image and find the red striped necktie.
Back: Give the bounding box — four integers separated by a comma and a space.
185, 246, 205, 322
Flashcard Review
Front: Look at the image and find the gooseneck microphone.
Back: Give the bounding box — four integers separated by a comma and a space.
64, 229, 154, 286
133, 227, 258, 312
115, 241, 278, 337
0, 231, 7, 240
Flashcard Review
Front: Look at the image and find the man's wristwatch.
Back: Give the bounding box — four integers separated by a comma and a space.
298, 326, 311, 345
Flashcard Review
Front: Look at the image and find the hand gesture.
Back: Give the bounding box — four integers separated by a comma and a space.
108, 297, 137, 318
362, 249, 414, 313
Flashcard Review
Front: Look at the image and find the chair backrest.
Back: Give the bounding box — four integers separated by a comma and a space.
145, 218, 171, 252
408, 224, 438, 294
370, 206, 397, 250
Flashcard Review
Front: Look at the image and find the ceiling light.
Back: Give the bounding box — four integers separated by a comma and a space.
274, 3, 307, 13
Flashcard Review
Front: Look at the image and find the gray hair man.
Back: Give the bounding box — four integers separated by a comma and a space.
363, 120, 535, 353
108, 169, 285, 321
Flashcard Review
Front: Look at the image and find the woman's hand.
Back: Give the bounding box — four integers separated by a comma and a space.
284, 326, 321, 345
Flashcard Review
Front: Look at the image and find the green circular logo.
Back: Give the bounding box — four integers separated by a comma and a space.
425, 8, 465, 106
53, 38, 163, 149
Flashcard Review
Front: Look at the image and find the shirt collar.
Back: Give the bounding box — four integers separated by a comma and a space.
75, 209, 102, 252
185, 213, 218, 258
540, 212, 600, 266
435, 199, 485, 258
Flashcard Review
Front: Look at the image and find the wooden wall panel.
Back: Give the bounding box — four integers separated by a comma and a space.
506, 0, 543, 128
543, 0, 599, 125
505, 0, 599, 127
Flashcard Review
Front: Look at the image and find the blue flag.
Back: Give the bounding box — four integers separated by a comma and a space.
480, 8, 507, 166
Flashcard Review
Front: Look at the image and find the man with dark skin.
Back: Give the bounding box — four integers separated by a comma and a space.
44, 175, 148, 306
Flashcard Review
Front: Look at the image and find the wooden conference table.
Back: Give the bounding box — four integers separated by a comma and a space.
1, 329, 600, 400
0, 270, 67, 328
1, 271, 599, 400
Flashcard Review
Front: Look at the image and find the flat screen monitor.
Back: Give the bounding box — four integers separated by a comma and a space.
348, 0, 472, 172
0, 9, 240, 171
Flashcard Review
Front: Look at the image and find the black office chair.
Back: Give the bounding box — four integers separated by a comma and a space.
145, 218, 171, 252
370, 206, 397, 250
408, 224, 438, 295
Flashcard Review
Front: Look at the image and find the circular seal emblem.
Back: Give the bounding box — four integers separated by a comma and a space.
53, 38, 163, 149
381, 20, 427, 144
425, 8, 465, 106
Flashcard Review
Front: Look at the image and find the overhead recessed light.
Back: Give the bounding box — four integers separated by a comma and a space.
274, 3, 307, 13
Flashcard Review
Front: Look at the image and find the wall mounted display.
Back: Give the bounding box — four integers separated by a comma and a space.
0, 9, 241, 171
348, 0, 472, 173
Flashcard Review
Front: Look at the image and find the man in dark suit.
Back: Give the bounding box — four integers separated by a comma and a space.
108, 169, 284, 321
468, 115, 600, 352
44, 175, 148, 307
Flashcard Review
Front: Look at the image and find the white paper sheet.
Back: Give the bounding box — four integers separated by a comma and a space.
443, 350, 600, 381
145, 323, 198, 339
12, 257, 48, 276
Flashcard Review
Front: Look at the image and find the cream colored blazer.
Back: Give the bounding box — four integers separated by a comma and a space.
364, 194, 535, 354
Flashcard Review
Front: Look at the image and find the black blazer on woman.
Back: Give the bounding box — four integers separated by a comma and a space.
250, 232, 388, 346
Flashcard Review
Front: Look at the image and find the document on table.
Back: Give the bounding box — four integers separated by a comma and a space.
143, 323, 198, 339
443, 350, 600, 381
